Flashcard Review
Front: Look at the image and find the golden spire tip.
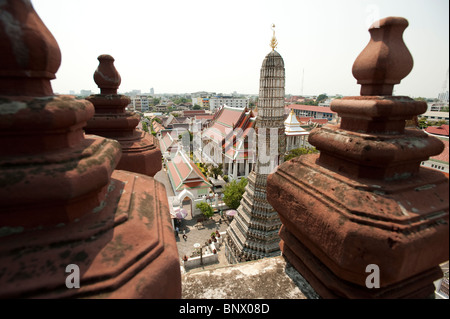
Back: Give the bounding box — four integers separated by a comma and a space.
270, 23, 278, 51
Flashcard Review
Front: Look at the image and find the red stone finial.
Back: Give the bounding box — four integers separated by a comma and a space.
0, 0, 61, 97
93, 54, 121, 94
352, 17, 413, 96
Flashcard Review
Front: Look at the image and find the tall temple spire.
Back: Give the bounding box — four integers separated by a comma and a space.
225, 41, 286, 263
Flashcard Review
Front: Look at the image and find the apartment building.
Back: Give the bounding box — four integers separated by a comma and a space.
209, 96, 249, 111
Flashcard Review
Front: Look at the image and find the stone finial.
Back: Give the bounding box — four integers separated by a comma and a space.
352, 17, 413, 96
267, 16, 448, 299
0, 0, 61, 97
93, 54, 121, 94
86, 55, 162, 176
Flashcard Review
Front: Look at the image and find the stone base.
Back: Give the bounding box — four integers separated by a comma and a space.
116, 130, 162, 177
267, 154, 449, 298
279, 226, 440, 299
0, 170, 181, 299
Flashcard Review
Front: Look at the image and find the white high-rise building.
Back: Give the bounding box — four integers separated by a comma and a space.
209, 96, 249, 111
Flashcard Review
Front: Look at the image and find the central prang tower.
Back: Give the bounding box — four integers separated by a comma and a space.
225, 25, 286, 263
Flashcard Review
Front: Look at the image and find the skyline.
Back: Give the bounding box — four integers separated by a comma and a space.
31, 0, 449, 98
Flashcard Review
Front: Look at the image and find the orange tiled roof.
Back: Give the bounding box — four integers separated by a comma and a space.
426, 125, 449, 136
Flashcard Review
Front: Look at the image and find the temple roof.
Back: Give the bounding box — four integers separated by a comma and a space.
203, 105, 255, 146
167, 150, 212, 192
284, 109, 308, 136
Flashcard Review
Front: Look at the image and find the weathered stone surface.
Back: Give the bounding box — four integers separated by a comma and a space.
0, 0, 60, 97
85, 55, 161, 177
268, 155, 448, 298
352, 17, 413, 96
0, 170, 181, 298
182, 255, 317, 299
267, 17, 449, 298
0, 0, 180, 299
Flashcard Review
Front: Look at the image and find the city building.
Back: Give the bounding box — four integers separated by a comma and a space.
421, 110, 450, 123
131, 95, 151, 112
288, 104, 338, 122
429, 102, 449, 112
209, 96, 249, 111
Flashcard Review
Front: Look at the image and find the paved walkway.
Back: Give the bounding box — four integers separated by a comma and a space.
175, 210, 232, 273
154, 168, 233, 273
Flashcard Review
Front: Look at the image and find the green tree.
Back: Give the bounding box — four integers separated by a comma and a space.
193, 104, 201, 110
223, 178, 248, 209
142, 121, 149, 133
152, 117, 162, 124
196, 202, 214, 219
284, 147, 318, 162
316, 94, 328, 103
151, 98, 161, 106
209, 164, 223, 179
418, 117, 428, 129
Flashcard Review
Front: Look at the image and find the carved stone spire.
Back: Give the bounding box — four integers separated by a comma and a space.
0, 0, 61, 97
93, 54, 121, 95
267, 17, 448, 298
352, 17, 413, 96
85, 54, 162, 176
0, 0, 180, 298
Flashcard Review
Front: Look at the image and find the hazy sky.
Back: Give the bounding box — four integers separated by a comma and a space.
31, 0, 449, 98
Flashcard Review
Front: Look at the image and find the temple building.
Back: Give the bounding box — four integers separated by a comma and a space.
201, 105, 257, 180
166, 149, 212, 205
284, 109, 311, 151
225, 26, 286, 263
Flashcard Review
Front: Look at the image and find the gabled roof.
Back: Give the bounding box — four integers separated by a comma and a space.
159, 130, 178, 153
203, 105, 256, 145
166, 150, 212, 192
203, 106, 246, 141
285, 110, 308, 136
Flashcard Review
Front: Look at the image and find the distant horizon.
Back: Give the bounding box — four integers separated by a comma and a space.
32, 0, 449, 99
59, 89, 447, 100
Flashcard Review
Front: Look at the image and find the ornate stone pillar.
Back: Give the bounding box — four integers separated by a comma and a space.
0, 0, 181, 298
267, 17, 448, 298
85, 55, 161, 177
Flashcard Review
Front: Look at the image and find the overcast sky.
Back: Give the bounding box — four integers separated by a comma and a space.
31, 0, 449, 98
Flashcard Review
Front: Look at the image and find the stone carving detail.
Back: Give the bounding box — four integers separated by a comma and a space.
0, 0, 181, 298
267, 17, 449, 298
85, 54, 161, 177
